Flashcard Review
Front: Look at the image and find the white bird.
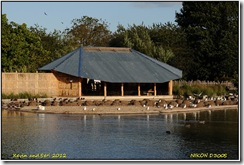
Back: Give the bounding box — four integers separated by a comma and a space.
198, 121, 205, 124
117, 107, 121, 111
185, 124, 191, 128
163, 103, 167, 108
37, 105, 45, 110
83, 106, 87, 111
208, 105, 211, 108
190, 103, 197, 108
182, 104, 186, 109
169, 105, 174, 109
194, 92, 202, 98
146, 106, 150, 111
92, 108, 95, 111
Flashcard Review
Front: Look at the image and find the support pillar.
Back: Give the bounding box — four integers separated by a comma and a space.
104, 82, 107, 97
78, 78, 82, 97
168, 80, 173, 95
154, 83, 157, 96
138, 83, 141, 96
121, 83, 124, 96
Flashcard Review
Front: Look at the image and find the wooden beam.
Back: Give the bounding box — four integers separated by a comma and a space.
78, 78, 82, 97
121, 83, 124, 96
138, 83, 141, 96
154, 83, 157, 96
104, 82, 107, 97
168, 80, 173, 95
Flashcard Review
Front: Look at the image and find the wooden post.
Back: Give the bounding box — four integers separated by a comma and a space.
121, 83, 124, 96
138, 83, 141, 96
154, 83, 157, 96
168, 80, 173, 95
104, 82, 107, 97
78, 78, 82, 97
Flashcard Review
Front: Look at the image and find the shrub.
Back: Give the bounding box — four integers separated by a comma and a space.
173, 83, 228, 98
2, 92, 47, 99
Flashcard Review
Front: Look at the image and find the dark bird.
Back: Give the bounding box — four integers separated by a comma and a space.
166, 131, 171, 134
61, 22, 64, 24
44, 12, 47, 15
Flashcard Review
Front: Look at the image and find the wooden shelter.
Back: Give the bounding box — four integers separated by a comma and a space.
39, 47, 182, 97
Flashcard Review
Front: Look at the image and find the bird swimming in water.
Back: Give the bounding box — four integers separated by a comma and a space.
166, 131, 171, 134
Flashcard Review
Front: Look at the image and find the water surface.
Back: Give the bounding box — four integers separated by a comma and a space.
1, 109, 239, 160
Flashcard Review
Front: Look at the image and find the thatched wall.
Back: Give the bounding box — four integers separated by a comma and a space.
2, 72, 58, 97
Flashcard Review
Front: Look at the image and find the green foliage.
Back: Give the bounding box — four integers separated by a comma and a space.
1, 14, 49, 72
110, 23, 175, 63
2, 92, 47, 99
30, 25, 73, 64
173, 84, 228, 97
176, 1, 239, 81
65, 16, 112, 48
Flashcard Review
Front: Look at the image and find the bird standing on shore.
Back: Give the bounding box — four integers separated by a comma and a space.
37, 105, 45, 110
83, 106, 87, 111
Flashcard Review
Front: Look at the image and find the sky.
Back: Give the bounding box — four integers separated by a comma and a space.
1, 1, 182, 33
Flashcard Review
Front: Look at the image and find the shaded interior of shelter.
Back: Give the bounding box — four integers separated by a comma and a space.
82, 79, 169, 96
52, 72, 170, 97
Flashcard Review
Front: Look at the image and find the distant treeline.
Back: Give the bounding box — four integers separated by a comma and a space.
1, 1, 238, 86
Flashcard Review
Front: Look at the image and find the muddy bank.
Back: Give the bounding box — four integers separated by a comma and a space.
2, 97, 238, 115
16, 105, 238, 115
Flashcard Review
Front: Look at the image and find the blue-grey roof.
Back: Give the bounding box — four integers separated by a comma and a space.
39, 47, 182, 83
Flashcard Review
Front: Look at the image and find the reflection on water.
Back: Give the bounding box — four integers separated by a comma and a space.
1, 109, 239, 160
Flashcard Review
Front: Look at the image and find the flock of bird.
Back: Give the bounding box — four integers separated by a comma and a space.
2, 92, 238, 112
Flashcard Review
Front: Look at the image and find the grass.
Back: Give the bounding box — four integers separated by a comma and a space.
173, 83, 233, 97
2, 92, 47, 99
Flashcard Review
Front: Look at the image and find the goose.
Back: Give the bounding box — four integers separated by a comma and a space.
166, 131, 171, 134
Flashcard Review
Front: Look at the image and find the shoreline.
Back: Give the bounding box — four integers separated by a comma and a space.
5, 105, 238, 115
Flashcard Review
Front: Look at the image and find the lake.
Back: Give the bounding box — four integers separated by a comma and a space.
1, 109, 239, 160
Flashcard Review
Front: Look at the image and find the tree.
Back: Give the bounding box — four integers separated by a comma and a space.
65, 16, 112, 48
176, 1, 239, 81
110, 24, 175, 63
148, 22, 192, 78
1, 14, 49, 72
30, 25, 73, 64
